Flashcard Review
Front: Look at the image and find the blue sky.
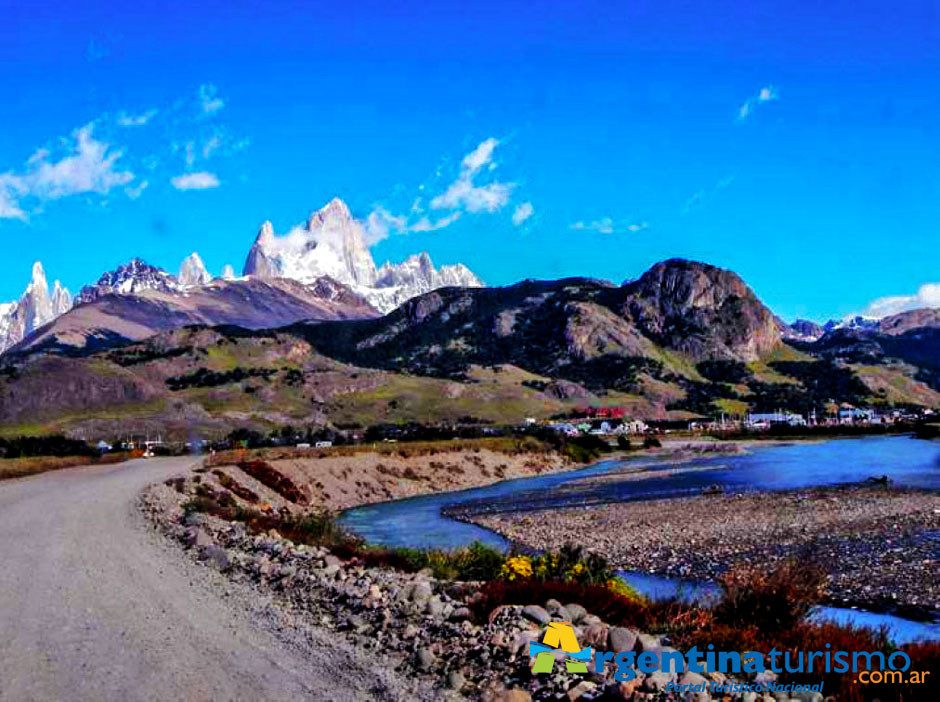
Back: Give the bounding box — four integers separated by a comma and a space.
2, 0, 938, 321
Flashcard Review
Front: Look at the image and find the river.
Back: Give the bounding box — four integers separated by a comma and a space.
339, 435, 940, 643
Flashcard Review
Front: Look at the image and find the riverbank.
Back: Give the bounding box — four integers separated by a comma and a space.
458, 485, 940, 618
204, 437, 757, 512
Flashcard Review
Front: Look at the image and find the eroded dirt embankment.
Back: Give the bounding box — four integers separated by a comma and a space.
206, 440, 572, 511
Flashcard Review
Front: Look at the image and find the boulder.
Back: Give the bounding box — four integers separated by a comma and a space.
522, 604, 551, 626
564, 603, 587, 624
607, 627, 638, 653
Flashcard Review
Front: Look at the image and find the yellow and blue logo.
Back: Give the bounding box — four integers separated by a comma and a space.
529, 622, 593, 674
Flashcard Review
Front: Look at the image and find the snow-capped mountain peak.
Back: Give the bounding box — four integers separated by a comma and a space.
0, 261, 73, 355
78, 258, 179, 304
242, 198, 483, 312
178, 252, 211, 287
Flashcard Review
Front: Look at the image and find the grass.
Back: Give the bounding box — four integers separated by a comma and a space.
206, 435, 557, 467
0, 452, 129, 481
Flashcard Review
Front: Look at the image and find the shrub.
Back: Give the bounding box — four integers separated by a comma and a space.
712, 559, 826, 632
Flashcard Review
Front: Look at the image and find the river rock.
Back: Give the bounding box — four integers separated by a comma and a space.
522, 604, 551, 626
415, 647, 435, 671
567, 680, 597, 700
564, 603, 587, 623
198, 544, 231, 570
447, 670, 466, 690
608, 627, 637, 653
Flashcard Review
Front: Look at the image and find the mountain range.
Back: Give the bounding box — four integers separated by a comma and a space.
1, 250, 938, 440
0, 198, 482, 356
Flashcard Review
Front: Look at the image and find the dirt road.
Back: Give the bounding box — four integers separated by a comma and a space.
0, 458, 421, 701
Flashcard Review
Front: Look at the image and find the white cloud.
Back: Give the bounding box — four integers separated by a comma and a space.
736, 85, 778, 122
0, 122, 135, 219
171, 171, 219, 190
29, 123, 134, 200
125, 180, 149, 200
198, 84, 224, 115
364, 205, 462, 244
860, 282, 940, 318
512, 201, 534, 226
682, 175, 734, 215
0, 174, 26, 220
570, 217, 647, 235
410, 212, 462, 232
429, 138, 514, 213
117, 109, 157, 127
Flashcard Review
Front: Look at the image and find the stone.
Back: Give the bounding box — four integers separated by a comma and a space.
511, 630, 540, 657
415, 647, 435, 671
411, 581, 433, 605
634, 633, 660, 653
447, 671, 466, 690
552, 606, 572, 622
564, 603, 587, 624
522, 604, 551, 626
323, 554, 341, 567
607, 627, 638, 653
642, 671, 675, 692
581, 623, 609, 650
449, 606, 472, 622
678, 671, 707, 688
581, 614, 602, 627
184, 526, 212, 548
566, 680, 597, 700
426, 596, 445, 618
197, 545, 231, 570
545, 598, 563, 612
495, 690, 531, 702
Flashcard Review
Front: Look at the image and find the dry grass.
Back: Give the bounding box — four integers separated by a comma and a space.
206, 436, 554, 468
0, 452, 129, 481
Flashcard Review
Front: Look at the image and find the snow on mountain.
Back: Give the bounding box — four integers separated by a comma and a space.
178, 252, 212, 287
221, 264, 236, 280
243, 198, 483, 312
77, 258, 180, 304
822, 315, 881, 334
0, 261, 73, 355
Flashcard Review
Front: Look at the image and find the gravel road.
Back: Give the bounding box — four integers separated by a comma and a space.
0, 458, 420, 702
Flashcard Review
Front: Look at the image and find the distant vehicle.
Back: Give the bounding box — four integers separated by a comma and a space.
314, 441, 333, 448
143, 449, 154, 459
296, 442, 311, 449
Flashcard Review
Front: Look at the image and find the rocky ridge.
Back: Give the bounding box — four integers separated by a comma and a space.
0, 262, 72, 355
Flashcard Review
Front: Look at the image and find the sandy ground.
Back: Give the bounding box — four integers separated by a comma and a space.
0, 457, 436, 701
464, 485, 940, 614
211, 445, 572, 511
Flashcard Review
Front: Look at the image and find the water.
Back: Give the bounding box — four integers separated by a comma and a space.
617, 572, 940, 646
339, 435, 940, 643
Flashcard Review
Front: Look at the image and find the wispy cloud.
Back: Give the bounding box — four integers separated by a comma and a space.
736, 85, 778, 122
860, 282, 940, 318
198, 84, 225, 115
0, 123, 135, 219
429, 138, 515, 213
512, 201, 534, 226
171, 171, 219, 190
364, 137, 524, 243
570, 217, 647, 234
682, 175, 735, 215
117, 109, 158, 127
125, 180, 149, 200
